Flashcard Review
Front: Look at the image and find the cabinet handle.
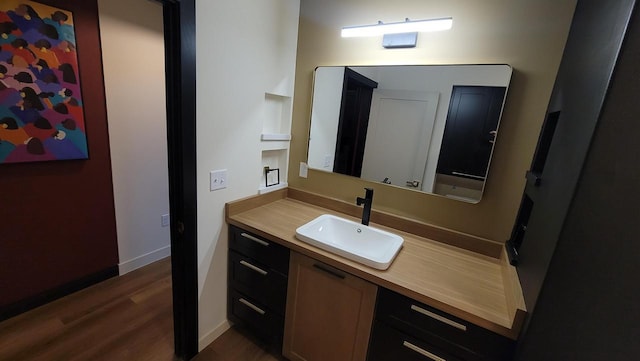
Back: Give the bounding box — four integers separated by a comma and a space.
241, 232, 270, 247
313, 263, 346, 279
239, 260, 268, 275
238, 298, 266, 315
410, 305, 467, 331
402, 341, 446, 361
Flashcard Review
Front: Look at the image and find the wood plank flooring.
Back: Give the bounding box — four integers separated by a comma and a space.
193, 327, 283, 361
0, 257, 282, 361
0, 258, 175, 361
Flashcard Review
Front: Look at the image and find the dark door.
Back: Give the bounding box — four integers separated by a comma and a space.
436, 86, 506, 180
333, 68, 378, 177
159, 0, 198, 359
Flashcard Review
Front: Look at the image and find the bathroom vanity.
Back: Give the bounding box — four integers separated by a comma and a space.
226, 188, 525, 360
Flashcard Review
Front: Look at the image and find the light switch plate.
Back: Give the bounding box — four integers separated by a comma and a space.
161, 214, 170, 227
210, 169, 227, 191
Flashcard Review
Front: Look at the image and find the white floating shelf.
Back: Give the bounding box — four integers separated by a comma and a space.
260, 142, 290, 152
261, 133, 291, 141
265, 91, 292, 98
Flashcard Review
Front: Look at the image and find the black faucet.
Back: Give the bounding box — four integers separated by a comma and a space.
356, 188, 374, 226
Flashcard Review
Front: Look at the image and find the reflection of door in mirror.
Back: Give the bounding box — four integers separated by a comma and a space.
306, 65, 512, 203
361, 90, 439, 191
333, 68, 378, 177
435, 86, 507, 201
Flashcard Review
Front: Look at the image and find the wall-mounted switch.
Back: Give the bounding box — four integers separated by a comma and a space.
161, 214, 170, 227
210, 169, 227, 191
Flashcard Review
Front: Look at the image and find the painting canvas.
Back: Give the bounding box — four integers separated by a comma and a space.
0, 0, 87, 164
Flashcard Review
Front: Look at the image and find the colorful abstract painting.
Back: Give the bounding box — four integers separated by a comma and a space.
0, 0, 87, 164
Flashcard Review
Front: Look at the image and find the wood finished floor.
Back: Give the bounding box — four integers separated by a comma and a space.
0, 257, 280, 361
193, 327, 283, 361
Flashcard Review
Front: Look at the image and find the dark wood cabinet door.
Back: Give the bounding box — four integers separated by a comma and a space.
227, 226, 290, 348
368, 321, 463, 361
373, 288, 515, 361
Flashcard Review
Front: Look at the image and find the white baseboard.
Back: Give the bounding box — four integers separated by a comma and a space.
199, 319, 232, 352
118, 245, 171, 275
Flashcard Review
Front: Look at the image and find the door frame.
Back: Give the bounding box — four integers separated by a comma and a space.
157, 0, 198, 359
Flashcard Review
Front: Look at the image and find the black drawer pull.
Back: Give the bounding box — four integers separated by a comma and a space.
239, 260, 268, 275
241, 232, 270, 247
403, 341, 446, 361
313, 263, 345, 279
238, 298, 266, 315
410, 304, 467, 331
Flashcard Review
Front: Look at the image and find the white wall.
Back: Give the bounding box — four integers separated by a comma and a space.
195, 0, 300, 350
98, 0, 171, 274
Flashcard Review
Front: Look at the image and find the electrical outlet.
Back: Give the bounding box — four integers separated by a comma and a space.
210, 169, 227, 191
299, 162, 308, 178
161, 214, 170, 227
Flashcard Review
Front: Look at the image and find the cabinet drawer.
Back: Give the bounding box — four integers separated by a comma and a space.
229, 225, 289, 275
229, 250, 288, 314
228, 288, 284, 344
376, 288, 514, 361
368, 321, 462, 361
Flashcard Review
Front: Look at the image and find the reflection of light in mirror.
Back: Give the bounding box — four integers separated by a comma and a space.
306, 65, 512, 203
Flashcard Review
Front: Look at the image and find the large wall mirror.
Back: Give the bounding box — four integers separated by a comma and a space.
306, 64, 512, 203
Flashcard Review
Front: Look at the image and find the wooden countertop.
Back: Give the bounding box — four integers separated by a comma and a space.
226, 188, 526, 340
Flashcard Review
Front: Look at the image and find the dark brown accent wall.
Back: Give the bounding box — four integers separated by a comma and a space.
0, 0, 118, 309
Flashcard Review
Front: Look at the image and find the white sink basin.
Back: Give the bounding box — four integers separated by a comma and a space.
295, 214, 404, 270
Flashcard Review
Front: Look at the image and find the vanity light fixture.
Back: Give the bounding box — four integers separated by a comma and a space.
341, 17, 452, 37
341, 17, 452, 48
